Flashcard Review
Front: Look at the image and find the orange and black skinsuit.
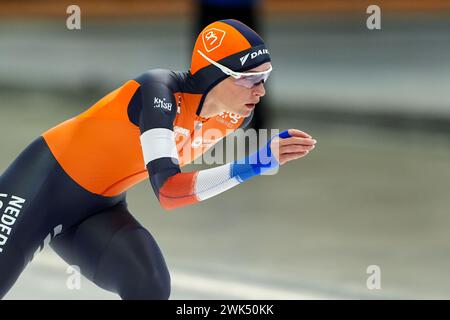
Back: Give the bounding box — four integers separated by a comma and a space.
0, 19, 272, 299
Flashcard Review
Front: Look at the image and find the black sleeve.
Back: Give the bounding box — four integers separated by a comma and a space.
136, 77, 181, 200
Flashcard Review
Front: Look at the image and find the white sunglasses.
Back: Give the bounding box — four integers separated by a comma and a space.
197, 49, 272, 88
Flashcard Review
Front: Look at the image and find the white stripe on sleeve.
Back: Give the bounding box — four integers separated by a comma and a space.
140, 128, 179, 165
194, 163, 241, 201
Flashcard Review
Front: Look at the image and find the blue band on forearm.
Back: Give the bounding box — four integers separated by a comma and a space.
231, 130, 291, 182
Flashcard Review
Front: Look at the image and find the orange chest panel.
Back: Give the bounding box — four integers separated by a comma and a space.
172, 92, 246, 166
42, 82, 245, 197
42, 80, 147, 197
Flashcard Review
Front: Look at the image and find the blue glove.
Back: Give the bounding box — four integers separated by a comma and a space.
231, 130, 292, 182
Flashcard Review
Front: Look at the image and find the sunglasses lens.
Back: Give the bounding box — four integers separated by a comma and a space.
234, 72, 271, 88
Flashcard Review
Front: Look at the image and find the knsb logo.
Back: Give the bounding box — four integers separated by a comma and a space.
240, 48, 270, 66
153, 97, 172, 111
202, 28, 226, 52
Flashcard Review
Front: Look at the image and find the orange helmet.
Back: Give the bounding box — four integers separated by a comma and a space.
190, 19, 271, 89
